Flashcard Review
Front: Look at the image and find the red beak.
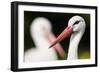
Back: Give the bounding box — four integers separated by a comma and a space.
49, 25, 73, 48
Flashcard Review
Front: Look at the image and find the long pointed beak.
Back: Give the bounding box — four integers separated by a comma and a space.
49, 25, 73, 48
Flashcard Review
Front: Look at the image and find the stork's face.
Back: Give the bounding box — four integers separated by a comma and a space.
49, 16, 86, 48
68, 16, 86, 33
31, 17, 52, 36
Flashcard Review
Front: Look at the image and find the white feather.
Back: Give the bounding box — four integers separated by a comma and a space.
67, 16, 86, 60
24, 17, 58, 62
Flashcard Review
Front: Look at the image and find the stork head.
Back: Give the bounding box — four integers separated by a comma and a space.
30, 17, 52, 37
49, 15, 86, 48
68, 15, 86, 32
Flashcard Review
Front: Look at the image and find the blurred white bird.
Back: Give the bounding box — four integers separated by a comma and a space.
49, 16, 86, 60
24, 17, 65, 62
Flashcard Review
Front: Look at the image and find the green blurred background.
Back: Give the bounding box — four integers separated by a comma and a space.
24, 11, 90, 59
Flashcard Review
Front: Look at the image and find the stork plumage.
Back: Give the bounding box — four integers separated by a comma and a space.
24, 17, 65, 62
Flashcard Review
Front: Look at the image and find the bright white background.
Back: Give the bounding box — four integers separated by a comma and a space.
0, 0, 99, 73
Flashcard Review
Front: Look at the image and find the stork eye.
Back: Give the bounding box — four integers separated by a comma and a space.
73, 20, 80, 25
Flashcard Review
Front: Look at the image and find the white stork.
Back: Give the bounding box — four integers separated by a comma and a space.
24, 17, 65, 62
49, 16, 86, 60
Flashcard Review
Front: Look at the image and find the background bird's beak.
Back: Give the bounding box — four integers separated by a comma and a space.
49, 25, 73, 48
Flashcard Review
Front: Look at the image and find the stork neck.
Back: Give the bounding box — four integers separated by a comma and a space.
32, 34, 50, 50
67, 32, 83, 60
